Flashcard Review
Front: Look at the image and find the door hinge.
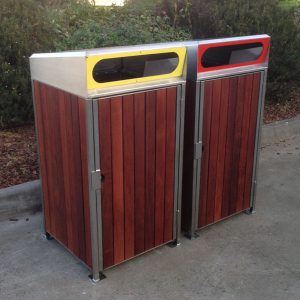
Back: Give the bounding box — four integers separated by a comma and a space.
91, 170, 101, 190
194, 142, 202, 160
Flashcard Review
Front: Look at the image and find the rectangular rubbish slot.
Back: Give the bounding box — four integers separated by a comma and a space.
198, 36, 270, 74
92, 52, 180, 82
201, 42, 263, 68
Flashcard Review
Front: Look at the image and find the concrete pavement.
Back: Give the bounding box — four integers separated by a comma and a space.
0, 130, 299, 299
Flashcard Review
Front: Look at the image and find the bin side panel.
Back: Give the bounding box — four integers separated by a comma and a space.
198, 73, 261, 228
99, 87, 177, 269
33, 81, 92, 267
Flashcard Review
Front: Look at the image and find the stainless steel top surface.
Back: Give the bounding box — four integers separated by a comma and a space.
30, 41, 188, 59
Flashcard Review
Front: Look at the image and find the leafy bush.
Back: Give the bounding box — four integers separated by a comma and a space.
52, 5, 191, 50
1, 0, 299, 128
160, 0, 300, 102
0, 0, 55, 128
0, 0, 190, 128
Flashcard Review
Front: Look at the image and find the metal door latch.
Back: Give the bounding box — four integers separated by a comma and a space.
91, 170, 101, 190
194, 142, 203, 160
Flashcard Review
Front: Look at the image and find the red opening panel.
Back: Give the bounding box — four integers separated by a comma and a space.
198, 36, 270, 73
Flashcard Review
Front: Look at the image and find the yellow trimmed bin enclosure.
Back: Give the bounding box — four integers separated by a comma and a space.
30, 42, 187, 281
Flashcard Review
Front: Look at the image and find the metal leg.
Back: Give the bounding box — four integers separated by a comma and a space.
45, 232, 53, 240
167, 240, 180, 248
244, 207, 254, 215
89, 272, 106, 282
184, 231, 199, 240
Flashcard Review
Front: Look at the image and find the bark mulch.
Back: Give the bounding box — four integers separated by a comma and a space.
0, 125, 39, 189
264, 87, 300, 124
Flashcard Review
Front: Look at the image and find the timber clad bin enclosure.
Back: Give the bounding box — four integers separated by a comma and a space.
182, 35, 270, 237
30, 43, 186, 280
30, 35, 270, 281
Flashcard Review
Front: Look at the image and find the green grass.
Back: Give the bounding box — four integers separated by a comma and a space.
280, 0, 300, 7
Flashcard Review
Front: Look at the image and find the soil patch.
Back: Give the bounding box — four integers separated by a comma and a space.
0, 125, 39, 188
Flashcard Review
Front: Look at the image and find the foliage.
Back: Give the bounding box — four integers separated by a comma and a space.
159, 0, 300, 102
280, 0, 300, 8
52, 3, 190, 50
124, 0, 163, 15
0, 0, 190, 128
0, 0, 299, 128
0, 0, 55, 128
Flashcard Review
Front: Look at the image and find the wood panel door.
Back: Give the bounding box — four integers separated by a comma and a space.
96, 87, 179, 269
198, 73, 261, 229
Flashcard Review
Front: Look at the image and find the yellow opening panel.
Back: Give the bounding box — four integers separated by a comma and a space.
86, 47, 187, 90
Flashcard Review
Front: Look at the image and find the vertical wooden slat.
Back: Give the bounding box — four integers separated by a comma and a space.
70, 95, 86, 261
206, 80, 222, 225
221, 77, 238, 218
213, 78, 230, 222
40, 84, 54, 234
134, 93, 146, 255
55, 86, 68, 244
243, 73, 261, 209
33, 81, 51, 232
78, 99, 92, 268
66, 95, 79, 253
236, 74, 254, 212
154, 89, 167, 246
164, 87, 177, 242
144, 91, 156, 250
123, 95, 135, 259
99, 99, 114, 268
47, 85, 67, 244
198, 81, 213, 228
110, 96, 125, 264
228, 76, 246, 215
58, 90, 74, 252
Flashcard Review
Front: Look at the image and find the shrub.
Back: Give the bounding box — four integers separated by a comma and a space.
53, 5, 191, 50
0, 0, 55, 128
1, 0, 298, 128
160, 0, 300, 102
0, 0, 190, 128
